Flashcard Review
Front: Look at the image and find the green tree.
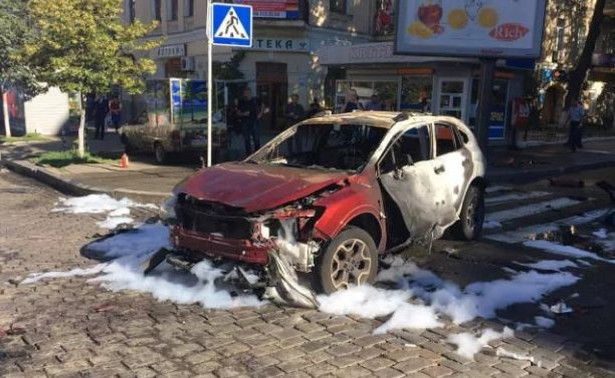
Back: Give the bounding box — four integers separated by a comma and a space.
0, 0, 42, 137
22, 0, 160, 157
565, 0, 607, 107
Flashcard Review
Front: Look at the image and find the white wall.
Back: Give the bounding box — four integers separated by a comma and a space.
24, 87, 70, 136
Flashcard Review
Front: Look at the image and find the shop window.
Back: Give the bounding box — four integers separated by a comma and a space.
152, 0, 162, 21
401, 76, 433, 112
167, 0, 178, 21
330, 0, 346, 14
435, 123, 461, 156
184, 0, 194, 17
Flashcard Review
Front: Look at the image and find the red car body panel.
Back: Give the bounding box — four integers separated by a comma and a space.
180, 163, 350, 213
172, 227, 271, 264
311, 169, 387, 251
173, 162, 387, 265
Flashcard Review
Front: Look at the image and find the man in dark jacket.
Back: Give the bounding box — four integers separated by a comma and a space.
237, 88, 262, 155
285, 94, 305, 127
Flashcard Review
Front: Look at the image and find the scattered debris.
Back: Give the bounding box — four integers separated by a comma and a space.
596, 181, 615, 203
550, 300, 573, 314
593, 229, 608, 239
496, 347, 536, 364
534, 316, 555, 328
92, 303, 117, 312
549, 178, 585, 188
447, 327, 514, 360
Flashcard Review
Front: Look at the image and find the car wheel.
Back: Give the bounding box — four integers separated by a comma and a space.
452, 185, 485, 241
316, 226, 378, 294
154, 143, 166, 164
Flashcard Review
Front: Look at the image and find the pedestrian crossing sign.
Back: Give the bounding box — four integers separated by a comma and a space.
211, 3, 252, 47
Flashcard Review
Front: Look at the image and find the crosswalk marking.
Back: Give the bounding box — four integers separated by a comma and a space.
485, 191, 551, 206
485, 197, 585, 223
482, 187, 611, 252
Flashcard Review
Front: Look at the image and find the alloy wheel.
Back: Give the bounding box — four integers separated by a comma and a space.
330, 238, 372, 290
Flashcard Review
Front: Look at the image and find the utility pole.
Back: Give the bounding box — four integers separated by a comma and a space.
206, 0, 213, 167
476, 58, 495, 152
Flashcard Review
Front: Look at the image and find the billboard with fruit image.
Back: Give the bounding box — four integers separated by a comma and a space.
395, 0, 546, 58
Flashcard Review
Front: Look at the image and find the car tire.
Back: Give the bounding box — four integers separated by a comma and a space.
316, 226, 378, 294
451, 184, 485, 241
154, 143, 166, 164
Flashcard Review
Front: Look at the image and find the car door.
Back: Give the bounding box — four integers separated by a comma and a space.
378, 122, 457, 243
433, 121, 474, 214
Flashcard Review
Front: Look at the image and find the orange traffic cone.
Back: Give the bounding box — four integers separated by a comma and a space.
120, 153, 129, 169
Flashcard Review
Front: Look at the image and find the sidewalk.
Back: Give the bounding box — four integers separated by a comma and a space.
487, 138, 615, 183
3, 133, 615, 203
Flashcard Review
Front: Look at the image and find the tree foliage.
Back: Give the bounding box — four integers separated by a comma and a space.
0, 0, 42, 97
566, 0, 607, 107
22, 0, 160, 96
213, 51, 246, 81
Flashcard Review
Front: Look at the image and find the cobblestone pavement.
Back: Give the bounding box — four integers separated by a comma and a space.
1, 169, 615, 378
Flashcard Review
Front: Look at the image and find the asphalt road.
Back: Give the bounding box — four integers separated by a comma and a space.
1, 167, 615, 377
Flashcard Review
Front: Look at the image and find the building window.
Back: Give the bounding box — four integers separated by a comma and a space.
330, 0, 346, 14
127, 0, 136, 23
552, 18, 566, 63
167, 0, 178, 21
185, 0, 194, 17
152, 0, 161, 21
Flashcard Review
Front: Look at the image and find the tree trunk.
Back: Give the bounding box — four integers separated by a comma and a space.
78, 95, 86, 158
565, 0, 607, 107
2, 90, 11, 138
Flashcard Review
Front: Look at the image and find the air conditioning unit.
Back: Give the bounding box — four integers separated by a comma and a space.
181, 56, 195, 71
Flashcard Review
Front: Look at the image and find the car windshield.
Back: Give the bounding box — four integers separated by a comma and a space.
247, 123, 388, 171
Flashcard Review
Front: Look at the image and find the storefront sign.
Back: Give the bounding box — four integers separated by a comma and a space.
233, 0, 300, 19
395, 0, 547, 58
157, 44, 186, 58
252, 38, 309, 52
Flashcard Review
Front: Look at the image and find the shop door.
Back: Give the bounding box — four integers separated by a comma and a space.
436, 78, 468, 123
256, 62, 288, 131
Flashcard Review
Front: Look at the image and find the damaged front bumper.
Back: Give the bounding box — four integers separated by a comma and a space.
142, 246, 320, 308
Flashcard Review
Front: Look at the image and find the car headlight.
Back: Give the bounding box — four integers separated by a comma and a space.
160, 195, 178, 221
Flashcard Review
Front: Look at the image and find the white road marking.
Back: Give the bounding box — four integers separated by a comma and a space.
485, 191, 551, 206
485, 208, 611, 244
485, 197, 584, 223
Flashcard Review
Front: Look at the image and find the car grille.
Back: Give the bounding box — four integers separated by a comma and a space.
176, 196, 253, 240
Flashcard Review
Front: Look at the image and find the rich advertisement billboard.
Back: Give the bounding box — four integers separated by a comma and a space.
233, 0, 300, 19
395, 0, 547, 58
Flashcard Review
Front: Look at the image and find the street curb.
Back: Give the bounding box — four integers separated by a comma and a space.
4, 160, 170, 204
488, 159, 615, 183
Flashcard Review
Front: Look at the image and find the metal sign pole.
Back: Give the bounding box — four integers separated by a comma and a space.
476, 58, 496, 152
206, 0, 213, 167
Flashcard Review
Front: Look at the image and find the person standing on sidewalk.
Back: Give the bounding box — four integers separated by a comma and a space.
237, 88, 261, 156
108, 97, 122, 132
365, 94, 383, 111
343, 89, 363, 113
566, 99, 586, 152
94, 95, 109, 140
285, 94, 305, 127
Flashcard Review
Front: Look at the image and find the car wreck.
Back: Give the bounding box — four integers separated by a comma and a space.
150, 111, 487, 307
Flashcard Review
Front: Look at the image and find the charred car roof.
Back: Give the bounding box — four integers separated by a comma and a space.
300, 111, 424, 129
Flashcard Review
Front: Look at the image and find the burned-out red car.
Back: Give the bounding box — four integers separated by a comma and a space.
158, 112, 486, 306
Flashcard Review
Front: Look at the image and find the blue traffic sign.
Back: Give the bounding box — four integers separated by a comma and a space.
211, 3, 252, 47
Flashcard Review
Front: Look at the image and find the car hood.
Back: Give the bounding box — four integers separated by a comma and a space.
179, 162, 350, 212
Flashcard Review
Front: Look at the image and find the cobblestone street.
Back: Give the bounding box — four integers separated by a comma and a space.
1, 169, 615, 378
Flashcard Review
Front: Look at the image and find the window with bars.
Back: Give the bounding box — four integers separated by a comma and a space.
168, 0, 178, 20
127, 0, 136, 23
152, 0, 162, 21
552, 18, 566, 63
185, 0, 194, 17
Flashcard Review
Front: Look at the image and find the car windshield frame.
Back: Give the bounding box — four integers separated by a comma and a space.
244, 121, 391, 173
